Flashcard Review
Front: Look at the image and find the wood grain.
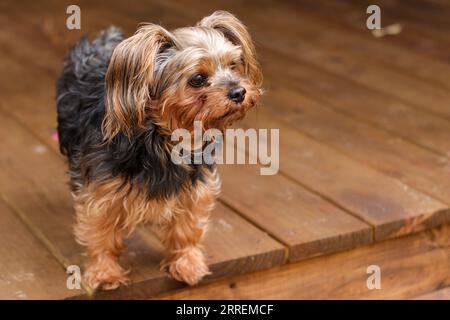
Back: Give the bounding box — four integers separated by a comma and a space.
154, 225, 450, 300
347, 0, 450, 34
0, 200, 73, 299
257, 87, 450, 207
238, 112, 450, 241
288, 0, 450, 90
304, 0, 450, 63
259, 49, 450, 156
219, 164, 373, 261
413, 287, 450, 300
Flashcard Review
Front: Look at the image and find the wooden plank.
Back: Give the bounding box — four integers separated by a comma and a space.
0, 200, 74, 299
298, 0, 450, 64
350, 0, 450, 33
153, 225, 450, 300
0, 112, 286, 299
219, 164, 372, 260
236, 112, 450, 241
259, 49, 450, 157
259, 87, 450, 206
0, 9, 375, 262
271, 4, 450, 120
283, 1, 450, 90
413, 287, 450, 300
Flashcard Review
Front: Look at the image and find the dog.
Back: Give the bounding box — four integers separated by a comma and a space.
56, 11, 262, 290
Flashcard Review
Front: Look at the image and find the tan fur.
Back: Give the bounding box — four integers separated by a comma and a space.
73, 168, 220, 290
198, 11, 263, 87
103, 24, 176, 142
155, 77, 260, 133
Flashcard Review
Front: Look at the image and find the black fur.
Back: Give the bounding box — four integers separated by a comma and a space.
56, 27, 212, 200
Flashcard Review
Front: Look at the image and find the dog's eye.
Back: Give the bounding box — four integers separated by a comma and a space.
189, 74, 208, 88
230, 59, 243, 70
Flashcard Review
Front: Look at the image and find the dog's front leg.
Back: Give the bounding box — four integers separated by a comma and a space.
160, 184, 217, 285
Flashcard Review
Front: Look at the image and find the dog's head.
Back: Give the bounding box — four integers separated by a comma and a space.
103, 11, 262, 141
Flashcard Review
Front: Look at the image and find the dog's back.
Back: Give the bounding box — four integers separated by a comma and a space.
56, 27, 124, 157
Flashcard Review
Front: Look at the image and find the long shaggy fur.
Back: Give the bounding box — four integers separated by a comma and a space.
56, 11, 262, 290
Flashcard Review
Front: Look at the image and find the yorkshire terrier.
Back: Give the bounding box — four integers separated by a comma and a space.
56, 11, 262, 290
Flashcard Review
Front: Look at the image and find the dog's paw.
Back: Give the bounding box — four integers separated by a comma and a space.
165, 247, 211, 285
84, 259, 130, 291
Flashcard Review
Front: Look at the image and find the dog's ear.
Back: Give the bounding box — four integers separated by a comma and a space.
103, 24, 175, 142
198, 11, 262, 87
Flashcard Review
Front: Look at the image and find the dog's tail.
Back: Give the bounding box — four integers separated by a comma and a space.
56, 27, 124, 156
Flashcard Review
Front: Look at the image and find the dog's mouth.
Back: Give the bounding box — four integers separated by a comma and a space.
218, 97, 257, 121
217, 108, 238, 122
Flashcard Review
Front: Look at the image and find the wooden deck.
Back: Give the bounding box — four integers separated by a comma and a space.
0, 0, 450, 299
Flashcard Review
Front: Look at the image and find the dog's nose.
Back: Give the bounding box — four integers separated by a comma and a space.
228, 86, 246, 103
